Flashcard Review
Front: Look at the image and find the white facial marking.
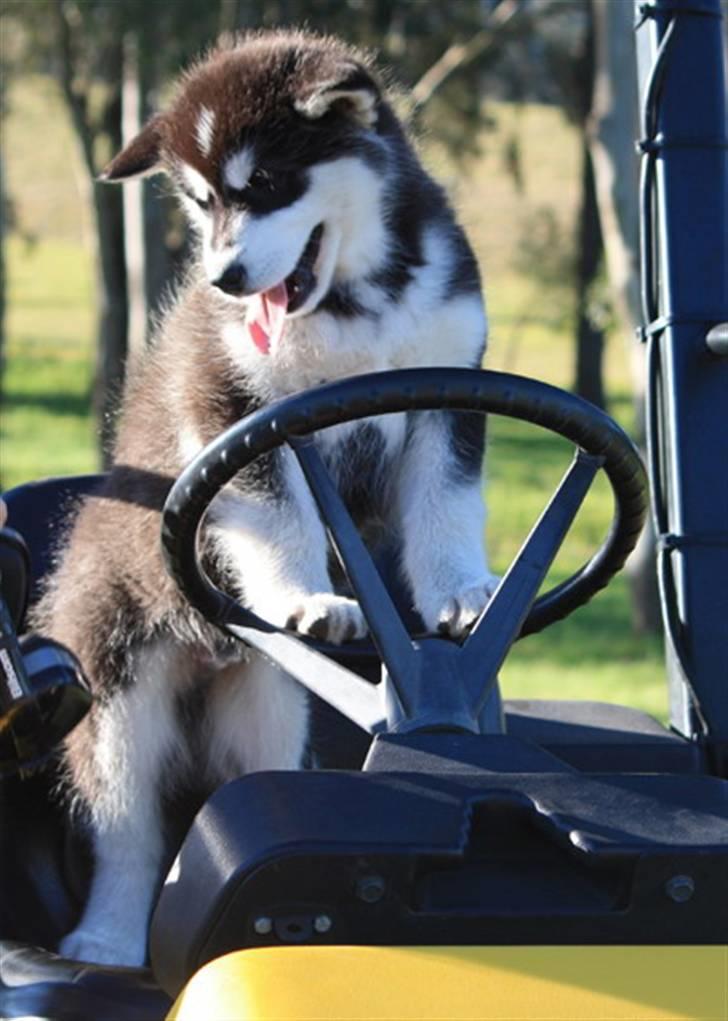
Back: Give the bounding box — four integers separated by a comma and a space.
195, 106, 216, 156
180, 162, 211, 204
224, 147, 255, 191
204, 229, 243, 285
308, 158, 387, 279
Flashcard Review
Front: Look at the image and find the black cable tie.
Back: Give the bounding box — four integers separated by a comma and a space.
637, 136, 728, 154
636, 1, 723, 27
637, 314, 728, 343
658, 533, 728, 552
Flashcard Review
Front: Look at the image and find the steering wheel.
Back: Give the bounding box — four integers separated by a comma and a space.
161, 368, 647, 735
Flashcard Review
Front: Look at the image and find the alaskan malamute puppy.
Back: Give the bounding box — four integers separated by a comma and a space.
36, 30, 498, 966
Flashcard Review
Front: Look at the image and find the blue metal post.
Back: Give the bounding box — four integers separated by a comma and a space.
634, 0, 728, 756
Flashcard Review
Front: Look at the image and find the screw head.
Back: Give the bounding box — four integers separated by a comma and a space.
356, 874, 386, 903
253, 915, 273, 935
313, 914, 333, 933
665, 875, 695, 903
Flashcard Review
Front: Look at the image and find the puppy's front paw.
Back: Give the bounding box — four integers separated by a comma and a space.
436, 576, 500, 637
286, 594, 367, 644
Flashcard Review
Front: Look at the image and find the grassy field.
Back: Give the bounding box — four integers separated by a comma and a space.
1, 75, 668, 721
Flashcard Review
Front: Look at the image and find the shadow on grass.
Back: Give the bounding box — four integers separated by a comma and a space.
8, 296, 91, 311
2, 389, 91, 418
515, 583, 662, 668
488, 420, 572, 467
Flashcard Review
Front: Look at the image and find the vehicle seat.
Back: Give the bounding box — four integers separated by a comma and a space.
0, 475, 170, 1019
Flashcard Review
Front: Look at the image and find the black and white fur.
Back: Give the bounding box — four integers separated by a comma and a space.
34, 30, 498, 966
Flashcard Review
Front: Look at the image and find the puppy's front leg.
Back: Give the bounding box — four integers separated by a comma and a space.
210, 447, 366, 644
398, 411, 499, 636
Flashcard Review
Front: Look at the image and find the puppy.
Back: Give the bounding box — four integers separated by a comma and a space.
34, 29, 498, 966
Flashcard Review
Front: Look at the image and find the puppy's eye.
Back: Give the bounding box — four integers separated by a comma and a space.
247, 168, 272, 192
224, 170, 274, 206
194, 192, 214, 212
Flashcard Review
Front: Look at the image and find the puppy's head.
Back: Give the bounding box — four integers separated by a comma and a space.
103, 31, 395, 344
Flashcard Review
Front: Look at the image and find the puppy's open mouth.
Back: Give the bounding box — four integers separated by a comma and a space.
286, 223, 324, 313
248, 224, 324, 353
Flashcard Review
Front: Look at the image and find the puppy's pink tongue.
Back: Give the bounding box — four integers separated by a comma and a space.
248, 282, 288, 354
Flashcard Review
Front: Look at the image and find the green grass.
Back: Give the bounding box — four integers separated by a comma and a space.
485, 416, 665, 718
3, 74, 93, 248
0, 75, 667, 722
2, 237, 99, 484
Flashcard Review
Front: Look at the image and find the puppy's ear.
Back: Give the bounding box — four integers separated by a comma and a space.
99, 115, 165, 182
294, 64, 379, 128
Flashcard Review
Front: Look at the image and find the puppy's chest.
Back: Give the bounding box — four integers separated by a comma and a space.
317, 416, 405, 524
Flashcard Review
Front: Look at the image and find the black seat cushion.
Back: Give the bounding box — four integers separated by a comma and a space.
0, 761, 93, 949
3, 475, 106, 615
0, 942, 171, 1021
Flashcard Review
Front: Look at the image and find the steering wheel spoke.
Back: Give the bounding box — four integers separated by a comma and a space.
289, 436, 418, 695
463, 448, 604, 709
225, 622, 388, 733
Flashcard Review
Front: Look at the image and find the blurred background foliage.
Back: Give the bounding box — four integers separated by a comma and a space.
0, 0, 670, 717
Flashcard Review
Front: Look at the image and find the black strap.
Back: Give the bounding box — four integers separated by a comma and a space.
658, 532, 728, 551
636, 1, 723, 27
636, 314, 728, 342
637, 136, 728, 154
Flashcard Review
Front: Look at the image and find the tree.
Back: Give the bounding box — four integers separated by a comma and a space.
51, 0, 128, 461
0, 153, 6, 422
413, 0, 609, 408
0, 24, 14, 436
587, 0, 660, 633
532, 0, 608, 408
2, 0, 225, 458
572, 5, 606, 410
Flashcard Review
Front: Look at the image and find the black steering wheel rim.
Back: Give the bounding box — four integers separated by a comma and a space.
161, 368, 648, 656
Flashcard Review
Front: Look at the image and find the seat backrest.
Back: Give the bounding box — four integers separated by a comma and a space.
0, 477, 106, 943
3, 475, 106, 616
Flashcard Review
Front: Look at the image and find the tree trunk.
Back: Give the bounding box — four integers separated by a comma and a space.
134, 12, 178, 340
587, 0, 641, 339
573, 139, 606, 409
588, 0, 661, 634
0, 150, 6, 420
122, 30, 147, 364
570, 1, 606, 411
54, 4, 129, 465
92, 170, 128, 462
91, 45, 128, 465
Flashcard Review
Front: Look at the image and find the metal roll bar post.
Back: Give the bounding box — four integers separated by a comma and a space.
634, 0, 728, 767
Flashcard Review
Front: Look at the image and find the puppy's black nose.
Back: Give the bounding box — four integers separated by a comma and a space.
212, 264, 247, 296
